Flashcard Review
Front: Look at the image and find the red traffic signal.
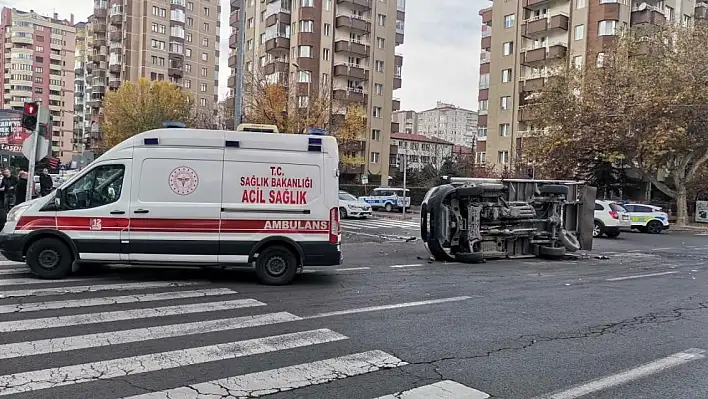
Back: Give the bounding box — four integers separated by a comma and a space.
22, 102, 39, 131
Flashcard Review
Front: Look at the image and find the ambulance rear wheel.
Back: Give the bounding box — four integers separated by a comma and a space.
255, 245, 298, 285
26, 237, 73, 279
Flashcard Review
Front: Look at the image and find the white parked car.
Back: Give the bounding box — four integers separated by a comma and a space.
594, 200, 631, 238
338, 191, 372, 219
622, 203, 670, 234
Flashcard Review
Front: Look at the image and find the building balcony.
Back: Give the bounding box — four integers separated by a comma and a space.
109, 12, 123, 25
228, 75, 237, 87
521, 13, 569, 37
333, 88, 368, 103
395, 32, 404, 46
389, 144, 398, 155
264, 60, 288, 75
335, 15, 372, 33
337, 0, 372, 10
265, 37, 290, 54
519, 74, 548, 92
230, 0, 240, 9
341, 164, 365, 175
228, 54, 238, 68
168, 66, 183, 78
696, 2, 708, 19
108, 79, 121, 90
520, 43, 567, 65
108, 63, 121, 73
333, 63, 369, 80
391, 122, 400, 133
93, 38, 107, 48
517, 105, 538, 122
340, 139, 366, 153
480, 7, 492, 24
392, 97, 400, 111
109, 30, 122, 41
522, 0, 551, 8
10, 36, 33, 45
94, 23, 107, 33
265, 10, 291, 27
481, 35, 491, 50
334, 40, 370, 57
94, 8, 107, 18
631, 5, 666, 25
229, 33, 238, 49
93, 53, 107, 63
393, 74, 401, 90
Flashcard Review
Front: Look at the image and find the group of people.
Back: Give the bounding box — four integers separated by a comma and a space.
0, 168, 53, 213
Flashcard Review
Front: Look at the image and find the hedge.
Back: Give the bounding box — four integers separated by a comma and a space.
339, 184, 430, 206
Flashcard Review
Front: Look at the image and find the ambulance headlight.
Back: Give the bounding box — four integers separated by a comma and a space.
6, 203, 30, 222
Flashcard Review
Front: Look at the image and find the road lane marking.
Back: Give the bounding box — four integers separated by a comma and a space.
0, 288, 236, 315
375, 380, 490, 399
121, 350, 406, 399
536, 348, 705, 399
606, 271, 678, 281
0, 277, 87, 287
0, 261, 24, 266
0, 312, 303, 359
0, 329, 347, 396
304, 296, 472, 319
0, 281, 199, 298
390, 264, 424, 268
336, 267, 371, 271
0, 299, 265, 332
0, 267, 29, 275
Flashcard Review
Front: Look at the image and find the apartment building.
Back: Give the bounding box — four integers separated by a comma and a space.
416, 101, 478, 147
0, 8, 76, 163
73, 21, 91, 157
389, 132, 453, 171
80, 0, 221, 151
477, 0, 697, 171
228, 0, 406, 185
392, 109, 416, 133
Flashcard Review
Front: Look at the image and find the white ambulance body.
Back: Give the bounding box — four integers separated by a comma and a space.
0, 127, 342, 285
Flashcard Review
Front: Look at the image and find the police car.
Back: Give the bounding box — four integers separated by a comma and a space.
622, 203, 670, 234
0, 123, 342, 285
358, 187, 411, 212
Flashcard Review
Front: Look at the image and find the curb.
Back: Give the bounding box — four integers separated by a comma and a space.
373, 212, 420, 221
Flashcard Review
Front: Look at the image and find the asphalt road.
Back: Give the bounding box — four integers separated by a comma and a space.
0, 225, 707, 398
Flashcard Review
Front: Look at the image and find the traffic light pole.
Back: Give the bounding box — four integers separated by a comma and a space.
26, 106, 41, 202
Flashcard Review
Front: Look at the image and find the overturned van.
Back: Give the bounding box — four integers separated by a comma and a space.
421, 177, 595, 263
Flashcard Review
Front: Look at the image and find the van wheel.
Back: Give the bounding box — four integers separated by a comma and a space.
255, 246, 298, 285
384, 203, 393, 212
26, 237, 73, 279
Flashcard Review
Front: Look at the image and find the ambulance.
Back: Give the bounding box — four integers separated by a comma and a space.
0, 124, 342, 285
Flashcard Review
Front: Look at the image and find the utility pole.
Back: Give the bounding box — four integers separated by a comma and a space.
401, 155, 407, 217
26, 105, 42, 202
233, 0, 246, 127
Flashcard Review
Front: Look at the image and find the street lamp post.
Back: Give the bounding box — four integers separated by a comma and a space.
233, 0, 246, 127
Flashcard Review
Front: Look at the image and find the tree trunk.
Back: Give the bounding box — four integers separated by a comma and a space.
675, 182, 689, 226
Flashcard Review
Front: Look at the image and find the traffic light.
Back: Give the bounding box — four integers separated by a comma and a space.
22, 102, 39, 131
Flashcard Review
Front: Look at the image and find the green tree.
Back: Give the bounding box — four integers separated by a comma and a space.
526, 22, 708, 224
101, 78, 204, 149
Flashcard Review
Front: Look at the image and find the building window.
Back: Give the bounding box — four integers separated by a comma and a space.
297, 96, 309, 108
185, 64, 191, 72
201, 52, 208, 61
203, 22, 209, 32
200, 98, 207, 107
186, 33, 192, 42
185, 48, 192, 58
301, 0, 314, 6
499, 123, 510, 136
297, 45, 312, 58
476, 152, 486, 164
200, 83, 207, 92
479, 73, 490, 89
323, 23, 331, 36
576, 0, 585, 8
370, 152, 380, 163
574, 24, 584, 40
184, 79, 191, 88
187, 2, 193, 10
260, 33, 265, 44
504, 14, 515, 28
377, 14, 386, 26
501, 69, 512, 82
498, 151, 509, 164
372, 129, 381, 140
500, 96, 511, 110
375, 60, 384, 72
203, 7, 210, 16
598, 20, 617, 36
187, 17, 193, 27
375, 83, 383, 95
478, 100, 488, 114
596, 52, 605, 67
323, 48, 330, 60
573, 55, 583, 68
202, 38, 208, 47
376, 37, 385, 48
373, 106, 382, 118
201, 67, 208, 77
503, 41, 513, 55
247, 39, 253, 50
477, 126, 487, 138
297, 70, 311, 82
300, 20, 314, 32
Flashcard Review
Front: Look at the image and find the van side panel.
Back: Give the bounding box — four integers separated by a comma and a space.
127, 146, 224, 262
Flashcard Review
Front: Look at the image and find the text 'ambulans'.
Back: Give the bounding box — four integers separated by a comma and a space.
240, 166, 311, 204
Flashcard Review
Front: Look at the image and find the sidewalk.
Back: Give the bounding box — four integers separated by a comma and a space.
373, 206, 420, 221
669, 223, 708, 232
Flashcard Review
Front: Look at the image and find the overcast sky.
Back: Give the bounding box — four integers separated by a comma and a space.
0, 0, 482, 112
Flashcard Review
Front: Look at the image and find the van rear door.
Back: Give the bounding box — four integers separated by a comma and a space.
219, 132, 327, 263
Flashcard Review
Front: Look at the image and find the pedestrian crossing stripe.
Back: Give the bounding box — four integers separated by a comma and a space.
0, 263, 487, 398
342, 218, 419, 230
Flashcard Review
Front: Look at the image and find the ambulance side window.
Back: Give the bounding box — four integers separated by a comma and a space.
62, 164, 125, 210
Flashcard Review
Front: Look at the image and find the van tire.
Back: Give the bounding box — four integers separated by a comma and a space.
255, 245, 298, 285
26, 237, 73, 279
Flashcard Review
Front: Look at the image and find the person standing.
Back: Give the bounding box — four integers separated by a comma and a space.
0, 169, 18, 212
39, 168, 52, 197
15, 170, 28, 205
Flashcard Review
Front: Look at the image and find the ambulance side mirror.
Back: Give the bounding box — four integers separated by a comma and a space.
54, 188, 62, 208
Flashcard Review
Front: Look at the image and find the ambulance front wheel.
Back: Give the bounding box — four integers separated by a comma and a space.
255, 245, 298, 285
26, 237, 74, 279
